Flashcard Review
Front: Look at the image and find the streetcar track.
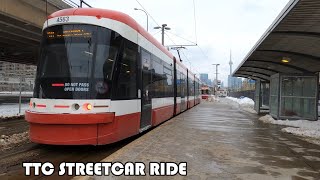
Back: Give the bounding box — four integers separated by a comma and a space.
0, 134, 139, 179
0, 111, 139, 179
0, 143, 40, 160
0, 118, 28, 136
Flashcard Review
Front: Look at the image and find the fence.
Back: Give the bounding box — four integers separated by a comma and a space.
228, 90, 255, 100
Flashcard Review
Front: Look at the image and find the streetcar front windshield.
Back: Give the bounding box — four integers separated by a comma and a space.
34, 24, 123, 99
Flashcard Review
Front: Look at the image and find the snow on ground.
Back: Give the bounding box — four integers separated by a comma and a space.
0, 131, 29, 151
225, 96, 256, 114
0, 103, 29, 119
259, 115, 320, 145
226, 97, 254, 108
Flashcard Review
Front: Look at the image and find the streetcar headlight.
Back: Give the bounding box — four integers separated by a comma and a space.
84, 103, 92, 111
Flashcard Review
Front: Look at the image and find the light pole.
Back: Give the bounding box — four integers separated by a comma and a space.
212, 64, 220, 95
134, 8, 148, 31
154, 24, 170, 45
212, 64, 220, 85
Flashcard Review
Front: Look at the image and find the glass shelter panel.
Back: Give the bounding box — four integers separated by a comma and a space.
254, 80, 261, 113
280, 76, 318, 120
261, 82, 270, 108
270, 74, 280, 117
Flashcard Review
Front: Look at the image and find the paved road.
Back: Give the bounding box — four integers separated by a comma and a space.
93, 99, 320, 179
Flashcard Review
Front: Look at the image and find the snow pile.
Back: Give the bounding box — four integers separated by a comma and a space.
0, 131, 29, 150
210, 95, 220, 102
259, 114, 275, 124
226, 97, 254, 108
0, 103, 29, 119
259, 115, 320, 129
242, 107, 257, 114
259, 115, 320, 144
281, 127, 320, 140
226, 96, 256, 113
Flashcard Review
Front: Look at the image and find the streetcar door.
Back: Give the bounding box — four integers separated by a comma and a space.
140, 50, 152, 131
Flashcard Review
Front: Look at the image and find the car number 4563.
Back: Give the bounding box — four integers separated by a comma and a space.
57, 17, 69, 23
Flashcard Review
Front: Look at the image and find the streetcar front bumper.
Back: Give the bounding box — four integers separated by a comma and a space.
25, 111, 114, 145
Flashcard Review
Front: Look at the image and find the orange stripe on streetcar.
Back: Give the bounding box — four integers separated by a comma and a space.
54, 105, 70, 108
52, 83, 64, 87
36, 104, 46, 108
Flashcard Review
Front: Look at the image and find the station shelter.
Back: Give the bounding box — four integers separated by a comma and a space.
233, 0, 320, 120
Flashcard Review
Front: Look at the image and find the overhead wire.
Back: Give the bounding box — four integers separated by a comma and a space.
197, 45, 209, 59
166, 31, 197, 45
166, 0, 198, 46
135, 0, 201, 76
181, 50, 201, 75
164, 32, 177, 46
166, 31, 208, 60
166, 32, 208, 60
192, 0, 198, 44
191, 0, 210, 61
135, 0, 160, 27
62, 0, 92, 8
168, 0, 208, 60
152, 30, 162, 36
62, 0, 79, 7
165, 32, 201, 75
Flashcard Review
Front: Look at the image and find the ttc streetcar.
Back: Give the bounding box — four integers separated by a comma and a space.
25, 8, 201, 145
200, 85, 212, 100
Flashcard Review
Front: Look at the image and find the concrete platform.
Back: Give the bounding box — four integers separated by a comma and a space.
89, 99, 320, 179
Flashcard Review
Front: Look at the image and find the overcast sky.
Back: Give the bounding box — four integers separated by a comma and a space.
70, 0, 290, 84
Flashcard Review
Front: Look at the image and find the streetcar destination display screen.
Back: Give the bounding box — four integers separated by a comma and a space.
46, 29, 92, 39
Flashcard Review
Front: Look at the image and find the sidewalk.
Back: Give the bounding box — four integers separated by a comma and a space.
85, 99, 320, 179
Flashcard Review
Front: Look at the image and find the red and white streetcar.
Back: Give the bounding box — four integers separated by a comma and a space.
200, 85, 212, 100
25, 8, 201, 145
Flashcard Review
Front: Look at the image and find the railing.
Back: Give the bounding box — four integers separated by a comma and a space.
61, 0, 92, 8
229, 86, 270, 108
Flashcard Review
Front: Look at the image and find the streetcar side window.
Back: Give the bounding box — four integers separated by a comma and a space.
181, 73, 186, 98
112, 40, 138, 100
141, 50, 174, 98
163, 63, 173, 97
176, 70, 181, 97
195, 81, 197, 96
189, 77, 194, 96
150, 55, 164, 98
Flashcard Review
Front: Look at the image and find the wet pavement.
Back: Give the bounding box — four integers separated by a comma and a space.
89, 99, 320, 179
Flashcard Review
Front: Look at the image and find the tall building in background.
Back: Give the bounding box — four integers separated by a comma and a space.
228, 75, 243, 90
200, 73, 208, 83
0, 61, 36, 91
229, 50, 233, 76
200, 73, 212, 86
